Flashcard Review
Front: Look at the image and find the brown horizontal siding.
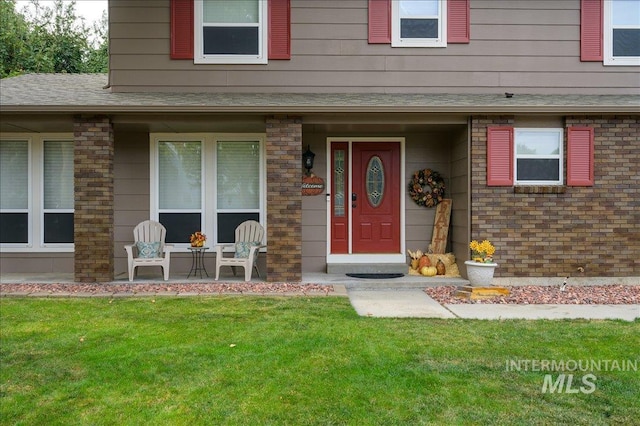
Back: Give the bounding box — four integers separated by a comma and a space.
337, 40, 580, 57
477, 0, 575, 10
108, 0, 639, 94
111, 23, 168, 39
472, 9, 578, 25
293, 7, 364, 24
471, 25, 576, 41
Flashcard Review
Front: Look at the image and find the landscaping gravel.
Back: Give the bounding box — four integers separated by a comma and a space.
425, 285, 640, 305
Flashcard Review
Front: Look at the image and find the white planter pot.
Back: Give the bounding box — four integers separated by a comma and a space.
464, 260, 498, 286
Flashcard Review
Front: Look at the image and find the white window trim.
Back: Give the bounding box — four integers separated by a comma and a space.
150, 133, 266, 252
514, 128, 564, 186
391, 0, 447, 47
193, 0, 268, 64
604, 0, 640, 66
0, 134, 74, 252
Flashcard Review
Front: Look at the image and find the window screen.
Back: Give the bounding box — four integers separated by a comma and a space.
217, 141, 260, 210
0, 141, 28, 210
0, 141, 29, 244
43, 140, 74, 243
158, 141, 202, 243
158, 141, 202, 209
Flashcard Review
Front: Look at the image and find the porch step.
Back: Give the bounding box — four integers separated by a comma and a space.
345, 277, 469, 290
327, 263, 408, 275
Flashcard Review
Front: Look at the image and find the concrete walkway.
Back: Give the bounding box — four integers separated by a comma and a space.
444, 303, 640, 321
348, 290, 456, 318
347, 289, 640, 321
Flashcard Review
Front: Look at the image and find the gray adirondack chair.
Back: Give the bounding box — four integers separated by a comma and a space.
124, 220, 173, 281
215, 220, 266, 281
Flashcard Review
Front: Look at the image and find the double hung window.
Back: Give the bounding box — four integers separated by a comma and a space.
514, 129, 563, 185
151, 134, 265, 248
604, 0, 640, 65
194, 0, 268, 64
0, 135, 74, 250
392, 0, 447, 47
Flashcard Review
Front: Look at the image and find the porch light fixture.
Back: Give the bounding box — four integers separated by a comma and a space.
302, 145, 315, 176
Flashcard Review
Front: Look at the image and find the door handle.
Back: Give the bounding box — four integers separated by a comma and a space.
352, 193, 357, 208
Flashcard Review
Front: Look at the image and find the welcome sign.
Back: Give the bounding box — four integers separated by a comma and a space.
302, 175, 325, 196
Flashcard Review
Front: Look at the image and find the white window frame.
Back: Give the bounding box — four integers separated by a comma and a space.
392, 0, 447, 47
194, 0, 268, 64
150, 133, 266, 252
0, 134, 74, 252
514, 128, 564, 186
604, 0, 640, 66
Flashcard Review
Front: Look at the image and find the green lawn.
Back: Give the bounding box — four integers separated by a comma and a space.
1, 297, 638, 425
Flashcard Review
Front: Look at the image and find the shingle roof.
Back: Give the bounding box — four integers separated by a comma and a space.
1, 73, 639, 114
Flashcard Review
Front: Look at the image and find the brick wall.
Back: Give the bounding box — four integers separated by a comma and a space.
74, 116, 114, 282
471, 115, 639, 278
265, 116, 303, 282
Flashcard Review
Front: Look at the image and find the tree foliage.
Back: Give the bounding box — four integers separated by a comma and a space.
0, 0, 108, 77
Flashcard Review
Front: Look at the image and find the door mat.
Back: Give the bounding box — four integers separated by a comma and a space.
346, 273, 405, 279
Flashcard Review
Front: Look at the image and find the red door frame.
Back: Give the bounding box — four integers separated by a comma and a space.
329, 140, 402, 255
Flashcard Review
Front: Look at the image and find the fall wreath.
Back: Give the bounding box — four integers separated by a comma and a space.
408, 168, 446, 208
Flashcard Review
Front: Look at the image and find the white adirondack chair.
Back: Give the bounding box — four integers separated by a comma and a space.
124, 220, 173, 281
215, 220, 266, 281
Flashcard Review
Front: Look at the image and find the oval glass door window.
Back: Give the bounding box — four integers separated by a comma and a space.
366, 156, 385, 207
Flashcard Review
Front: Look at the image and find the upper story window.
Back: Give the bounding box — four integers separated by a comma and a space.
194, 0, 268, 64
604, 0, 640, 65
514, 129, 563, 185
392, 0, 447, 47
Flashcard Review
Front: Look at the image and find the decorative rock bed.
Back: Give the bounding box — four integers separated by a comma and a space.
425, 285, 640, 305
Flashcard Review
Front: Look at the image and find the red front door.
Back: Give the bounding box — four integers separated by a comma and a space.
328, 141, 400, 254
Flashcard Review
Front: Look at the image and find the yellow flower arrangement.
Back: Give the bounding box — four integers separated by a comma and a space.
189, 231, 206, 247
469, 239, 495, 263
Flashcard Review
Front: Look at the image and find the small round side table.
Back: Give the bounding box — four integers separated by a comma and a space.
187, 246, 209, 278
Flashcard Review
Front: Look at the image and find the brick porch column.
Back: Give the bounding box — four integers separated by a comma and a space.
265, 116, 302, 282
73, 116, 114, 282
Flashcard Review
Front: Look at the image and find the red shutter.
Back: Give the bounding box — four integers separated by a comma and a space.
567, 127, 595, 186
487, 127, 514, 186
580, 0, 603, 61
448, 0, 470, 43
368, 0, 391, 43
170, 0, 194, 59
269, 0, 291, 59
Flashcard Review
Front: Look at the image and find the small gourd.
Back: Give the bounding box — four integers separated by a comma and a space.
418, 255, 431, 269
421, 266, 437, 277
436, 259, 446, 275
